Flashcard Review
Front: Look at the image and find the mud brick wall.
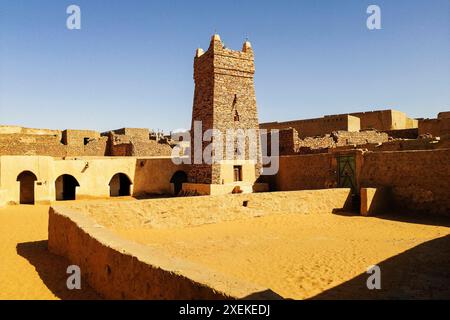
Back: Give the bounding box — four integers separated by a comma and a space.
350, 109, 418, 130
274, 154, 337, 190
360, 149, 450, 216
419, 118, 450, 137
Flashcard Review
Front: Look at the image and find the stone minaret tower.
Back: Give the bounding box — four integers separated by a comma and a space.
188, 34, 261, 185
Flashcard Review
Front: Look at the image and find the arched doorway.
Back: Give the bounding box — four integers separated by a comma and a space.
109, 173, 132, 197
16, 171, 37, 204
55, 174, 79, 201
170, 171, 187, 195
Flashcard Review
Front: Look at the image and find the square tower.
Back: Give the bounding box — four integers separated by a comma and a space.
186, 34, 262, 193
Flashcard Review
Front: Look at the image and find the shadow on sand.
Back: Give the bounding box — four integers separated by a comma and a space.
313, 209, 450, 299
16, 240, 101, 300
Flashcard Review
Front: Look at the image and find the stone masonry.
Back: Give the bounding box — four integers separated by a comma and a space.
189, 34, 261, 184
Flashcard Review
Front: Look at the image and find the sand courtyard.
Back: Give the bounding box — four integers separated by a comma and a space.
2, 192, 450, 300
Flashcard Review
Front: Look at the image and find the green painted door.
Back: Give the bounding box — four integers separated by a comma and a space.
338, 155, 356, 191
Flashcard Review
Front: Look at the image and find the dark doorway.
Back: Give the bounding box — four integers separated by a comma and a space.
170, 171, 188, 195
55, 174, 79, 201
337, 155, 356, 191
233, 166, 243, 182
17, 171, 38, 204
109, 173, 132, 197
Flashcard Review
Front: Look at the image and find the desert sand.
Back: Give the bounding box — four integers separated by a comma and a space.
111, 212, 450, 299
0, 205, 99, 300
1, 202, 450, 299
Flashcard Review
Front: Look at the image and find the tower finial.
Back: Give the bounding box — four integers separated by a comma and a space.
242, 38, 252, 53
211, 33, 221, 42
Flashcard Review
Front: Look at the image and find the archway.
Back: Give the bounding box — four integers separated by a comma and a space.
109, 173, 132, 197
55, 174, 79, 201
170, 171, 188, 195
16, 171, 37, 204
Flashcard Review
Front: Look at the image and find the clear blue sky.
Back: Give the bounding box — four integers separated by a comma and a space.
1, 0, 449, 132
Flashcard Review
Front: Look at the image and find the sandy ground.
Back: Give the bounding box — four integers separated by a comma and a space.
0, 205, 99, 300
1, 201, 450, 299
112, 212, 450, 299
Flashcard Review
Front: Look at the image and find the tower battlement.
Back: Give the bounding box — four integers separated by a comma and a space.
194, 34, 255, 81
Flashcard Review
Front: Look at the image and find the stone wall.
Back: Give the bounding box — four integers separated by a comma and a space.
272, 148, 450, 216
0, 126, 171, 157
360, 149, 450, 216
0, 134, 67, 157
263, 128, 389, 155
61, 130, 100, 146
106, 131, 172, 157
260, 114, 360, 139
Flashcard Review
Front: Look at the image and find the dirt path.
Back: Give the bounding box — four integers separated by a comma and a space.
0, 205, 99, 300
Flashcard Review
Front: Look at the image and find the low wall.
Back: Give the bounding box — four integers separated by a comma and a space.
48, 189, 351, 299
62, 189, 352, 229
48, 207, 281, 300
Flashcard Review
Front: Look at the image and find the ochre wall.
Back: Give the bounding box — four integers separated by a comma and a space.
0, 156, 189, 204
133, 157, 190, 196
350, 110, 418, 131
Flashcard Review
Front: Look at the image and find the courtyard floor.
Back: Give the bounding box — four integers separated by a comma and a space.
1, 203, 450, 299
111, 211, 450, 299
0, 205, 99, 299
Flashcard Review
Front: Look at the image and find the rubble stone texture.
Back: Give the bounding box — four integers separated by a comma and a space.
189, 34, 261, 184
